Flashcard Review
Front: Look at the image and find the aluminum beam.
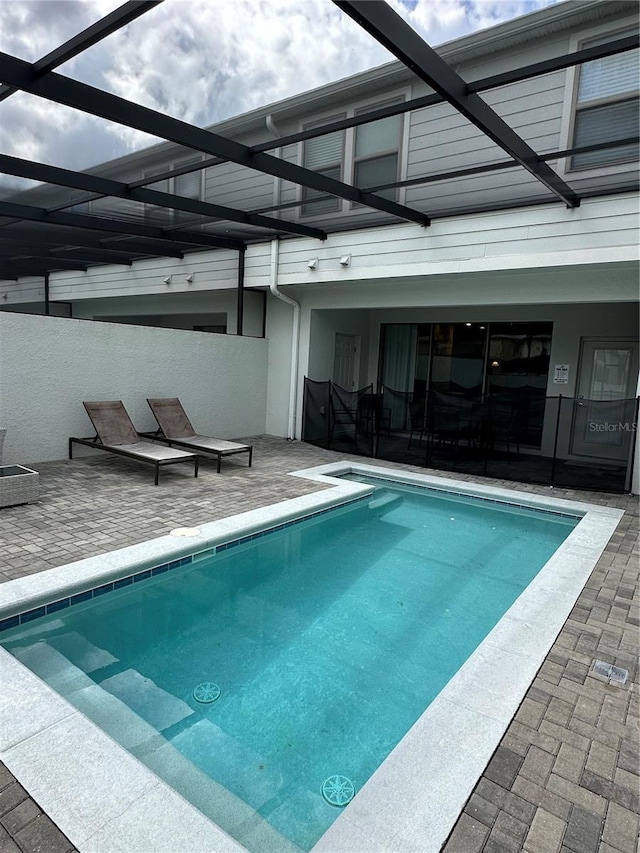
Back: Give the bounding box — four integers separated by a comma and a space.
1, 257, 88, 274
366, 136, 640, 193
469, 33, 639, 93
0, 244, 135, 265
0, 154, 326, 241
0, 2, 162, 103
0, 52, 430, 227
0, 200, 244, 251
32, 31, 635, 224
334, 0, 581, 208
0, 224, 185, 258
251, 34, 639, 154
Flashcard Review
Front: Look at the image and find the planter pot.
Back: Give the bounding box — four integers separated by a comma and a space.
0, 465, 39, 507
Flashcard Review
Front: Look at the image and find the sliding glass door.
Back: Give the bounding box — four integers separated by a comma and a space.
378, 321, 554, 448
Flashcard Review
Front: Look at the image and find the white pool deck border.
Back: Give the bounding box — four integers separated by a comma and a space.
0, 462, 624, 853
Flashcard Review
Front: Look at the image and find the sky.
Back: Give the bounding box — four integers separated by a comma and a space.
0, 0, 565, 187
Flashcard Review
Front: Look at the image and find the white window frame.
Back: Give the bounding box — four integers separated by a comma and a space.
300, 113, 347, 217
557, 23, 639, 179
143, 156, 204, 225
297, 90, 409, 219
172, 156, 205, 225
350, 97, 405, 208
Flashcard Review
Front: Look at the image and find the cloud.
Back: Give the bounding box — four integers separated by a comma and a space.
0, 0, 561, 178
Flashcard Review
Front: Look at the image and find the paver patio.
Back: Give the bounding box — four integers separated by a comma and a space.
0, 436, 637, 852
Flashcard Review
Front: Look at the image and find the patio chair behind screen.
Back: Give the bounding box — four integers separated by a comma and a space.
146, 398, 253, 473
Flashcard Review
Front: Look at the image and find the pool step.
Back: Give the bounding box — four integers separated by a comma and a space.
10, 640, 302, 852
368, 491, 404, 516
143, 723, 304, 853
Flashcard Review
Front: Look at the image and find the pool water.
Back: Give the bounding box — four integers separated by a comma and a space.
1, 482, 577, 851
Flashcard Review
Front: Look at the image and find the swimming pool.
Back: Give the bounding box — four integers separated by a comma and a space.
0, 463, 624, 853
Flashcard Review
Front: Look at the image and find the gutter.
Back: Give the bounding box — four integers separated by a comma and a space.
269, 238, 300, 441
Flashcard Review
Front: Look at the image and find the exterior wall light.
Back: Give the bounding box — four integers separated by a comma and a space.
162, 275, 172, 285
307, 258, 319, 270
339, 255, 351, 267
185, 274, 194, 283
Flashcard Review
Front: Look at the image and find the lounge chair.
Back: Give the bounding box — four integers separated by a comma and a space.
144, 398, 253, 473
69, 401, 199, 485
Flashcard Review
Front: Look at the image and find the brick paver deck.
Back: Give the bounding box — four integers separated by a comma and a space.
0, 436, 637, 852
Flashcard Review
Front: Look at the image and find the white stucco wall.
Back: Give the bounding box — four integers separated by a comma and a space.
0, 313, 268, 466
307, 309, 372, 387
265, 297, 295, 438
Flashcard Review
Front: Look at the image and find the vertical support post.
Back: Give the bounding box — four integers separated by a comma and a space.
301, 377, 307, 444
44, 272, 50, 316
624, 396, 639, 493
550, 394, 562, 487
236, 247, 245, 336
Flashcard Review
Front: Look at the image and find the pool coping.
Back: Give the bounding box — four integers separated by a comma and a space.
0, 463, 624, 853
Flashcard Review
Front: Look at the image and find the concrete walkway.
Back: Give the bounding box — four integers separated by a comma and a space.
0, 437, 637, 853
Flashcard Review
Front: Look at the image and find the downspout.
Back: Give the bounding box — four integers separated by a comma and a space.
269, 238, 300, 440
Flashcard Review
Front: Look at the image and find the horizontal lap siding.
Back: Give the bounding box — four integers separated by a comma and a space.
405, 72, 567, 212
0, 277, 44, 303
405, 170, 547, 203
244, 46, 573, 228
49, 250, 240, 301
565, 169, 640, 195
205, 162, 276, 210
272, 196, 638, 279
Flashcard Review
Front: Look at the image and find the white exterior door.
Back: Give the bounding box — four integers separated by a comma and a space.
570, 338, 638, 461
333, 333, 360, 390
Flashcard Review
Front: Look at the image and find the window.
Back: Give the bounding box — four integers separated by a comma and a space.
143, 158, 203, 224
173, 158, 203, 224
301, 117, 345, 216
570, 33, 639, 170
299, 98, 405, 216
143, 167, 171, 225
353, 105, 402, 200
67, 194, 91, 215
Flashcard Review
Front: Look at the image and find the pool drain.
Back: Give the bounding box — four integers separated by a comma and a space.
193, 682, 221, 704
322, 775, 355, 807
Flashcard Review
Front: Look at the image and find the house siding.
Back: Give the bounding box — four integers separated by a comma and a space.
3, 193, 631, 308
